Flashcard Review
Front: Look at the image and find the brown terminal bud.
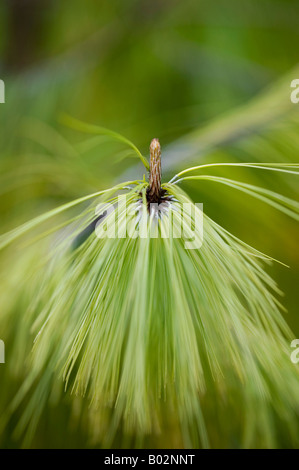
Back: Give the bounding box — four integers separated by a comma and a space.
148, 138, 161, 202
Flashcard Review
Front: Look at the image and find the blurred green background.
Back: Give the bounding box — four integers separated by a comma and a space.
0, 0, 299, 448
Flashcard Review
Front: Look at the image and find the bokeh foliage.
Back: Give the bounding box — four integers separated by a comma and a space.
0, 0, 299, 448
